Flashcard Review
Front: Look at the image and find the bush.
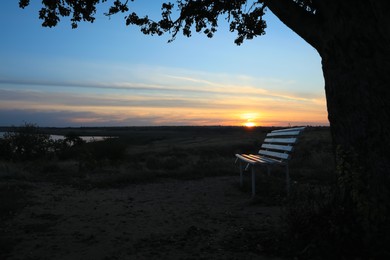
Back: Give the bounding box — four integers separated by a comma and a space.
2, 123, 51, 161
53, 133, 86, 160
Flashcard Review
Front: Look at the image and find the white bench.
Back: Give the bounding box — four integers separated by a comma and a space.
235, 127, 305, 197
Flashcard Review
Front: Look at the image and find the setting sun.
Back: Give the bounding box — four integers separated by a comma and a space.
241, 113, 259, 127
244, 121, 256, 127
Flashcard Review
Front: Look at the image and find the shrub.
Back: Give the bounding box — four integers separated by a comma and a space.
53, 133, 86, 160
2, 123, 51, 161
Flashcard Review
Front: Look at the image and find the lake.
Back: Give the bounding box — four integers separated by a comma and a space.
0, 132, 110, 142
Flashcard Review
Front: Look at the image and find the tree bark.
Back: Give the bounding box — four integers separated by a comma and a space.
320, 20, 390, 241
317, 1, 390, 250
270, 0, 390, 251
321, 1, 390, 209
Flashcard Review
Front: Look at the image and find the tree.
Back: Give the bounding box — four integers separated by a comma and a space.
18, 0, 390, 257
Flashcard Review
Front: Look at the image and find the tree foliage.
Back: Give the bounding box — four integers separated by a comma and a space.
18, 0, 285, 45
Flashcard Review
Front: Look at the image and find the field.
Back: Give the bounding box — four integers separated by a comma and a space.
0, 126, 335, 259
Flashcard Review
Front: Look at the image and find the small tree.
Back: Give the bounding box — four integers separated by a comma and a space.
63, 132, 85, 147
52, 132, 86, 160
3, 123, 51, 161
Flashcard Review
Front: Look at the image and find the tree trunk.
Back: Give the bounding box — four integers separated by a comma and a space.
319, 8, 390, 252
267, 0, 390, 255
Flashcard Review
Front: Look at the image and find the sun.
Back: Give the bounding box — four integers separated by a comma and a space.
241, 113, 259, 127
244, 121, 256, 127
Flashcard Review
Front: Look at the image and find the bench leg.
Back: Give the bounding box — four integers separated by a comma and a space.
239, 161, 244, 187
252, 166, 256, 197
286, 165, 290, 195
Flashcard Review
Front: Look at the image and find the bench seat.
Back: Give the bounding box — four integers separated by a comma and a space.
235, 153, 284, 166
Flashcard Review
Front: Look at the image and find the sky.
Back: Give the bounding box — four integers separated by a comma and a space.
0, 1, 327, 127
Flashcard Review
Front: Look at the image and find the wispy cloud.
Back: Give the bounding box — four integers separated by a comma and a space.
0, 75, 323, 103
0, 63, 328, 126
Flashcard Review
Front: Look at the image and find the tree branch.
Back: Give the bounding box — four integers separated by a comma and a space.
265, 0, 323, 50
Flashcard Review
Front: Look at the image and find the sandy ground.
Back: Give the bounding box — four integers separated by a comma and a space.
3, 176, 284, 259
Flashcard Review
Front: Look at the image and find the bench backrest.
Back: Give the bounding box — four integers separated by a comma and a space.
258, 127, 305, 164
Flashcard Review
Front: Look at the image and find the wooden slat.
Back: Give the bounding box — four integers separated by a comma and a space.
235, 153, 253, 160
245, 154, 276, 164
264, 137, 297, 144
253, 156, 282, 164
235, 154, 260, 164
261, 143, 293, 152
235, 154, 281, 165
238, 154, 270, 164
271, 127, 305, 133
259, 149, 289, 160
267, 130, 302, 137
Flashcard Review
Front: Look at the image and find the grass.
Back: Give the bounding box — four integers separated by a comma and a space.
0, 126, 339, 258
0, 126, 335, 189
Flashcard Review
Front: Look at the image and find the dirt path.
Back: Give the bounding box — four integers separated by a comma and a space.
3, 176, 284, 259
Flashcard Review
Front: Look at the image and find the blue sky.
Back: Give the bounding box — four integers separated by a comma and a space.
0, 1, 327, 127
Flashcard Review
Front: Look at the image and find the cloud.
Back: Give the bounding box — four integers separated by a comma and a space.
0, 74, 324, 104
0, 63, 328, 127
0, 108, 245, 127
0, 109, 169, 127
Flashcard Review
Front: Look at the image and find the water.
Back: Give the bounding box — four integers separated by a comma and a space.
0, 132, 110, 142
50, 135, 109, 142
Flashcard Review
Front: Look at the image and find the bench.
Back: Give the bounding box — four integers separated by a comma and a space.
235, 127, 305, 197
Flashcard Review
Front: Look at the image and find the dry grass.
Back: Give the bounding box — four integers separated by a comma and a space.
0, 126, 335, 196
1, 126, 338, 259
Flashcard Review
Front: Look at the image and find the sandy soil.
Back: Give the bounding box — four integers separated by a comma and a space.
3, 176, 284, 259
